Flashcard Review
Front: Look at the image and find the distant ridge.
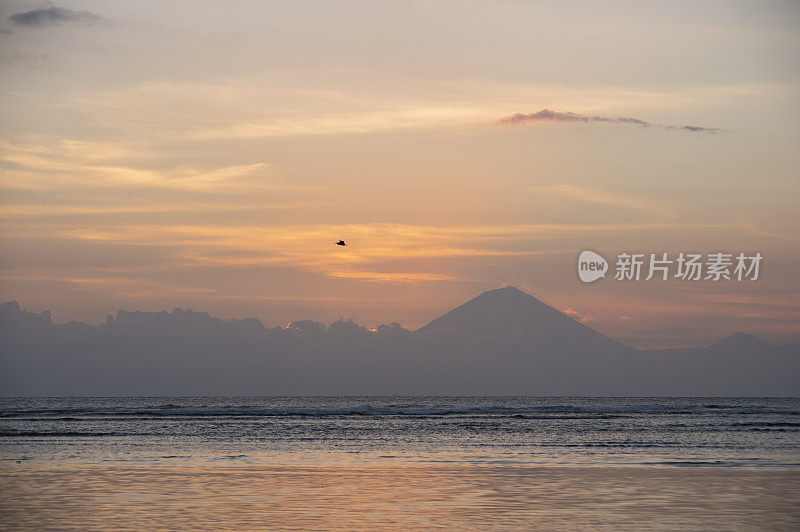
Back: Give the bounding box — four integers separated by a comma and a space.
709, 331, 772, 352
1, 291, 798, 396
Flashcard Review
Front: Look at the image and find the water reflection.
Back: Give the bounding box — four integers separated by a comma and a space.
2, 458, 799, 530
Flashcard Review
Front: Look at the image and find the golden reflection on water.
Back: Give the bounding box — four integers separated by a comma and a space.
1, 457, 799, 530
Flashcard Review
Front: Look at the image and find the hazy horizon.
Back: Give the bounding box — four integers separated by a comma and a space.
3, 285, 798, 397
2, 285, 796, 351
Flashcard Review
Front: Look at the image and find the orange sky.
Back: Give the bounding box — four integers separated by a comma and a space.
1, 0, 799, 348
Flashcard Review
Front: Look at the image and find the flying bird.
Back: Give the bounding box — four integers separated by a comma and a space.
336, 240, 347, 246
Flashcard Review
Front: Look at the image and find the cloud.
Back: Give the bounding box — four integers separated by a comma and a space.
8, 6, 106, 27
182, 107, 487, 140
0, 139, 288, 193
526, 184, 676, 218
563, 307, 594, 324
325, 271, 460, 283
497, 109, 722, 133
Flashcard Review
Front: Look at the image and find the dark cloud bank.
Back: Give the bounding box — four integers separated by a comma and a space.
497, 109, 723, 133
1, 287, 797, 396
8, 6, 105, 27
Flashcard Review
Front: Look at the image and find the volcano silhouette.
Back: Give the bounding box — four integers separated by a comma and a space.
417, 286, 630, 355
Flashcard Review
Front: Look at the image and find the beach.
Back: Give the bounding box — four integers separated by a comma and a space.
2, 459, 799, 530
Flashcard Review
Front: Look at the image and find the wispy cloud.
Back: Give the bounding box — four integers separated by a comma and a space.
30, 221, 684, 287
0, 139, 289, 193
497, 109, 722, 133
526, 184, 676, 218
182, 107, 487, 140
563, 307, 594, 324
8, 6, 106, 27
326, 271, 461, 283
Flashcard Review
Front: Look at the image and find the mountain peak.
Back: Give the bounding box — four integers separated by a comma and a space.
471, 285, 539, 303
415, 286, 628, 352
480, 285, 537, 298
416, 286, 552, 334
490, 285, 527, 294
710, 331, 771, 350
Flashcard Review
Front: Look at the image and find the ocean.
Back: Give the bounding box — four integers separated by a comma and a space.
2, 396, 799, 466
1, 396, 799, 529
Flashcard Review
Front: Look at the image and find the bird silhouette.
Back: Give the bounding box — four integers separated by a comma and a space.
336, 240, 347, 246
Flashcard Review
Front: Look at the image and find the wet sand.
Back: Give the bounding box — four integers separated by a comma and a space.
1, 461, 799, 530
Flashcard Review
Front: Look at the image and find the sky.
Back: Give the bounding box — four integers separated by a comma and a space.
1, 0, 799, 348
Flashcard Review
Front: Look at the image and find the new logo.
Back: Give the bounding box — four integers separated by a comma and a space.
577, 250, 608, 283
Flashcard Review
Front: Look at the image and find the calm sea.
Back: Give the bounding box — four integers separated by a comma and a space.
2, 396, 798, 467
